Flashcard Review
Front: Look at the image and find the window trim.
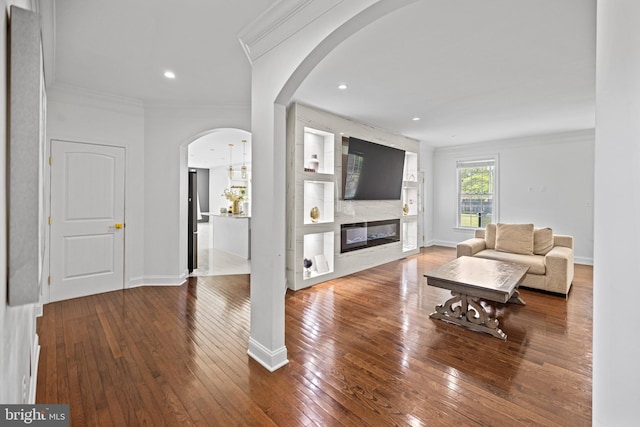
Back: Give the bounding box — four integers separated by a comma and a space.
455, 156, 499, 229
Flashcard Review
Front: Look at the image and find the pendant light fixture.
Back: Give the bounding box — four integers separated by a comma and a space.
228, 143, 234, 179
241, 139, 248, 179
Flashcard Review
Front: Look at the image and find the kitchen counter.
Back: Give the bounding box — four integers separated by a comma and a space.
212, 215, 251, 259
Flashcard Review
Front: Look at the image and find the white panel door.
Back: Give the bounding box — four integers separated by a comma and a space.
50, 140, 125, 302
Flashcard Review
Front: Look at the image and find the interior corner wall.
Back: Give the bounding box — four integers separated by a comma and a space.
431, 129, 595, 265
419, 143, 434, 246
1, 0, 43, 404
45, 89, 251, 288
46, 87, 146, 289
142, 105, 250, 284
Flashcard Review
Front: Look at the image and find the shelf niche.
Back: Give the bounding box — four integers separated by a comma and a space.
303, 232, 334, 279
403, 220, 418, 252
402, 185, 419, 217
404, 151, 418, 182
303, 127, 334, 174
303, 180, 334, 224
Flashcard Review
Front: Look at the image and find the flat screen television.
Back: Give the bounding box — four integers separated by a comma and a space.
342, 137, 405, 200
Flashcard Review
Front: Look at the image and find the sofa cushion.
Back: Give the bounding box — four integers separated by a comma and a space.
474, 249, 546, 275
534, 227, 554, 255
495, 223, 534, 255
485, 223, 496, 249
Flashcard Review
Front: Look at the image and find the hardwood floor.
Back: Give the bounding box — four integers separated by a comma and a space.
36, 247, 592, 426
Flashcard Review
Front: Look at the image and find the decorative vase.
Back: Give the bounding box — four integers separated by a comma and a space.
308, 154, 319, 172
232, 199, 242, 215
303, 258, 313, 277
310, 206, 320, 223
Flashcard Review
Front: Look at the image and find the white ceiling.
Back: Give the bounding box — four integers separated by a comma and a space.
51, 0, 596, 150
188, 129, 252, 170
53, 0, 275, 106
293, 0, 596, 146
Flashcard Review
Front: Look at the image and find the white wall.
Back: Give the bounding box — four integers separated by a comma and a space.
419, 144, 434, 246
593, 1, 640, 424
46, 93, 252, 290
46, 85, 146, 289
1, 0, 41, 404
210, 165, 230, 214
143, 105, 250, 284
431, 129, 594, 264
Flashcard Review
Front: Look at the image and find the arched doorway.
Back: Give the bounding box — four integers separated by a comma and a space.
186, 128, 252, 276
245, 0, 422, 371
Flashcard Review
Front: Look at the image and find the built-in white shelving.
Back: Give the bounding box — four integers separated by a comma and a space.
286, 103, 421, 291
303, 127, 334, 174
303, 180, 334, 224
303, 232, 334, 279
404, 151, 418, 182
402, 183, 419, 217
402, 219, 418, 252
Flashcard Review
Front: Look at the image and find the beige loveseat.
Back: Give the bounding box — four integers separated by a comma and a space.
456, 223, 574, 296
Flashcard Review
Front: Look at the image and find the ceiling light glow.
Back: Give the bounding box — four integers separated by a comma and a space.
412, 117, 421, 121
164, 71, 176, 79
338, 84, 348, 90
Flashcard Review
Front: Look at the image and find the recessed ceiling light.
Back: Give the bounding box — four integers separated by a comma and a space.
164, 71, 176, 79
338, 83, 348, 90
412, 117, 421, 121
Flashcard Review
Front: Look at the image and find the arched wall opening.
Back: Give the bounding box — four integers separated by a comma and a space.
181, 128, 252, 276
247, 0, 421, 371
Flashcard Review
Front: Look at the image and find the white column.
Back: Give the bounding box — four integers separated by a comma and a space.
594, 0, 640, 424
243, 0, 420, 371
247, 66, 288, 370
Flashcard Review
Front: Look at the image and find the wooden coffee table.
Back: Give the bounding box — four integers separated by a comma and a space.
424, 256, 528, 340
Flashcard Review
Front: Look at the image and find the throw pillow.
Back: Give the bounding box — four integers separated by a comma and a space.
495, 223, 534, 255
485, 223, 496, 249
534, 227, 554, 255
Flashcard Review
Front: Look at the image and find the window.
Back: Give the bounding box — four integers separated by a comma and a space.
457, 158, 497, 228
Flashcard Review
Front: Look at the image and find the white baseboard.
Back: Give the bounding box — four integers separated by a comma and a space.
28, 334, 40, 404
247, 337, 288, 372
127, 277, 145, 288
127, 273, 187, 288
432, 240, 458, 248
575, 256, 593, 266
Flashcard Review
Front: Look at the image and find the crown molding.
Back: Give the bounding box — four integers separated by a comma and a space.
238, 0, 344, 64
433, 128, 596, 154
47, 83, 145, 115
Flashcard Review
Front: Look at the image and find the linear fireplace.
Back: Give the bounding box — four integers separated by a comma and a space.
341, 219, 400, 253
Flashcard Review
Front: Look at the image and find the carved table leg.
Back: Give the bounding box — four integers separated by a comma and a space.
508, 289, 526, 305
430, 292, 507, 340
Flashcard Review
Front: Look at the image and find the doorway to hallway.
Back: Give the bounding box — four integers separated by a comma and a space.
187, 128, 252, 277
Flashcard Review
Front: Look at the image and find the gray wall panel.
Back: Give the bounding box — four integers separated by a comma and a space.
8, 6, 42, 306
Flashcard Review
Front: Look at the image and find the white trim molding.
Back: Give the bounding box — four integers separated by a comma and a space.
130, 274, 187, 288
238, 0, 344, 64
248, 338, 289, 372
28, 334, 40, 404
